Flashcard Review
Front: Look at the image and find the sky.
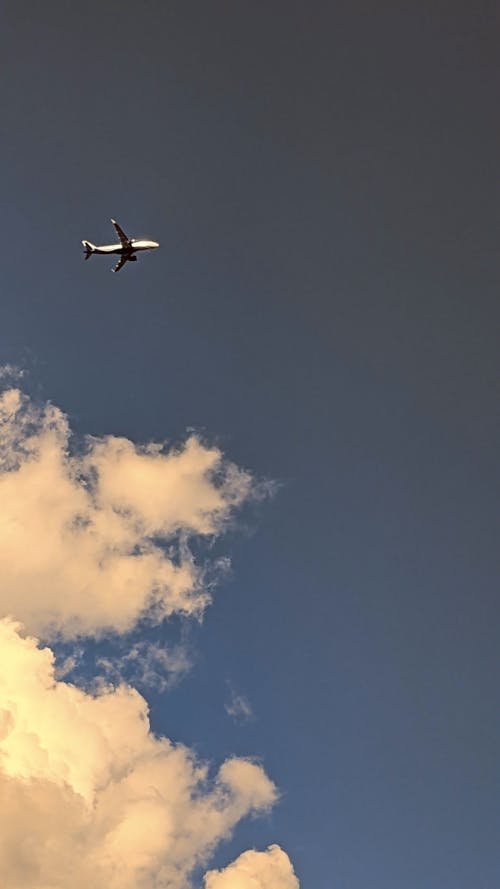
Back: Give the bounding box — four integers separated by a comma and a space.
0, 2, 498, 887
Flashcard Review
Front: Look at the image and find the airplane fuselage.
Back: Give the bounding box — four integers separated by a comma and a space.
90, 239, 160, 255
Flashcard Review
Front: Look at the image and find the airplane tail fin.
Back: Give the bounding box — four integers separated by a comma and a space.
82, 240, 96, 260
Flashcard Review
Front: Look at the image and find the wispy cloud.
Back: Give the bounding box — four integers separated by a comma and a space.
97, 639, 192, 692
0, 364, 24, 381
225, 683, 255, 723
54, 645, 84, 679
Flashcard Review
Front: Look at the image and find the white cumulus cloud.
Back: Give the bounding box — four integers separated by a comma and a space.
204, 844, 300, 889
0, 388, 252, 638
0, 618, 278, 889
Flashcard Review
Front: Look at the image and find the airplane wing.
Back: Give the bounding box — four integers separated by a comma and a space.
112, 255, 128, 273
111, 218, 131, 247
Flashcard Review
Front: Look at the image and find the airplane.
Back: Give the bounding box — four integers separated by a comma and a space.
82, 219, 160, 272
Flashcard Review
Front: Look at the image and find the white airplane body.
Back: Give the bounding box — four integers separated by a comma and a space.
82, 219, 159, 272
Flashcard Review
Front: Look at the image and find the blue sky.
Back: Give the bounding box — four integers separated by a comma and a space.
0, 3, 498, 887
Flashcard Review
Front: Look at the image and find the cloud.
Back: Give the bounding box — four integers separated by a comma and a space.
0, 388, 253, 638
96, 639, 193, 692
0, 386, 300, 887
225, 685, 254, 723
204, 845, 300, 889
0, 618, 278, 889
0, 363, 24, 381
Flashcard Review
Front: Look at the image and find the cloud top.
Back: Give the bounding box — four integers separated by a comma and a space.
204, 844, 300, 889
0, 389, 252, 638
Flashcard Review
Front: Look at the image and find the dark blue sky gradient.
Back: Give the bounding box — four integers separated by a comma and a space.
1, 3, 498, 887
